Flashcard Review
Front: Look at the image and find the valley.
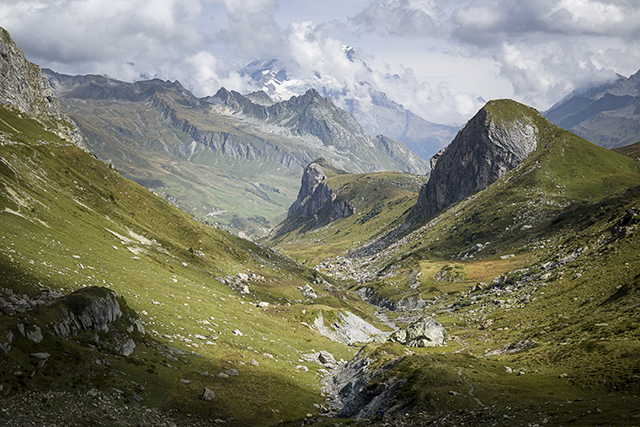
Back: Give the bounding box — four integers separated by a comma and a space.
1, 26, 640, 427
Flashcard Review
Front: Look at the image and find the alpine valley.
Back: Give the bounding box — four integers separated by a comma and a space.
2, 26, 640, 427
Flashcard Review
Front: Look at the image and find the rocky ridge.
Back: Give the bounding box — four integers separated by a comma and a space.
410, 100, 539, 219
0, 28, 85, 148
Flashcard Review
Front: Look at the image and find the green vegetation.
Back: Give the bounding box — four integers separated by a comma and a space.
0, 104, 368, 425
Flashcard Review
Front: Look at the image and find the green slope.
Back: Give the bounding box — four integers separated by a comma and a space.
0, 103, 382, 425
276, 101, 640, 424
267, 170, 429, 266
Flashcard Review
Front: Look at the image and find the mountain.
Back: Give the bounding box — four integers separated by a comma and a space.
239, 58, 459, 160
44, 70, 426, 238
410, 100, 541, 219
0, 27, 392, 426
545, 70, 640, 148
266, 159, 429, 266
206, 87, 427, 174
267, 98, 640, 423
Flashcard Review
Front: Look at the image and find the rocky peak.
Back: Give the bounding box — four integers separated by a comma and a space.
0, 28, 85, 148
410, 99, 539, 219
287, 158, 351, 219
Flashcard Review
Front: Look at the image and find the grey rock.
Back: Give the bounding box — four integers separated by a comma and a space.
31, 352, 50, 360
18, 323, 43, 343
115, 338, 136, 356
390, 318, 447, 347
201, 387, 216, 401
410, 100, 539, 219
179, 379, 191, 384
0, 28, 86, 148
224, 369, 239, 376
249, 359, 259, 366
216, 372, 229, 379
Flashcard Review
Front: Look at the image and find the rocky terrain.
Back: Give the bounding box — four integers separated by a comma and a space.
410, 100, 540, 219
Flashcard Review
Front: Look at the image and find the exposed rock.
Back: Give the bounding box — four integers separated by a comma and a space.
201, 387, 216, 401
216, 372, 229, 379
304, 351, 338, 369
31, 352, 50, 360
485, 340, 536, 356
17, 323, 43, 343
322, 346, 405, 418
390, 317, 447, 347
313, 311, 389, 345
0, 28, 85, 148
286, 159, 355, 225
53, 287, 123, 337
224, 369, 239, 376
114, 338, 136, 357
410, 100, 539, 219
249, 359, 259, 366
179, 379, 191, 384
298, 284, 318, 299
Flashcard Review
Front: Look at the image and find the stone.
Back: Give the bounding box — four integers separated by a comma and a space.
224, 369, 239, 376
31, 352, 50, 360
179, 379, 191, 384
232, 329, 243, 336
217, 372, 229, 379
249, 359, 259, 366
201, 387, 216, 401
256, 302, 269, 308
115, 338, 136, 356
390, 318, 447, 347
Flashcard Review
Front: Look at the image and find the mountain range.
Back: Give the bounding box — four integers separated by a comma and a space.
43, 68, 426, 238
239, 57, 460, 160
3, 26, 640, 426
545, 70, 640, 148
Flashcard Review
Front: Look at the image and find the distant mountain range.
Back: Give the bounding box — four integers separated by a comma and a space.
44, 69, 427, 237
239, 57, 460, 160
544, 70, 640, 148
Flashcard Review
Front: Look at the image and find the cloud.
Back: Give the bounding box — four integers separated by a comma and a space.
217, 0, 284, 58
350, 0, 439, 37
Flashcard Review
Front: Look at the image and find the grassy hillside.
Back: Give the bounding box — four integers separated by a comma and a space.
0, 103, 391, 425
267, 171, 429, 266
267, 102, 640, 424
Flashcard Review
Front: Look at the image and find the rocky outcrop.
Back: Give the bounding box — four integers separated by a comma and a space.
53, 287, 125, 336
313, 310, 389, 345
410, 100, 539, 219
322, 347, 405, 418
0, 28, 85, 148
389, 317, 447, 347
276, 159, 355, 234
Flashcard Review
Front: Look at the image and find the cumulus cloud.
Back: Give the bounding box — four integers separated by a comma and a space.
350, 0, 439, 37
1, 0, 639, 124
347, 0, 640, 112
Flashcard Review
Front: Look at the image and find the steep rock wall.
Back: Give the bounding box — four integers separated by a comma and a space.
410, 101, 539, 219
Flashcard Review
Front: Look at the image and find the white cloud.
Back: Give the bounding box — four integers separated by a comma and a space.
1, 0, 639, 124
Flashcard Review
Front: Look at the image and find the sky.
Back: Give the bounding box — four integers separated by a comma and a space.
1, 0, 639, 125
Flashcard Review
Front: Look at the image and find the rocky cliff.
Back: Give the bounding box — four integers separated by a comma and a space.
0, 28, 84, 148
410, 100, 540, 219
287, 158, 355, 221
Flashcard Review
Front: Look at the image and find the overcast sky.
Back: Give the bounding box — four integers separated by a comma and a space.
1, 0, 639, 124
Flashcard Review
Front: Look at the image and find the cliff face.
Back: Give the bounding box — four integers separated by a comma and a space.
0, 28, 85, 148
288, 158, 355, 222
410, 100, 540, 219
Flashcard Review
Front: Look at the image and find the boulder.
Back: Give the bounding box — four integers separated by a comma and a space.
390, 318, 446, 347
201, 387, 216, 401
